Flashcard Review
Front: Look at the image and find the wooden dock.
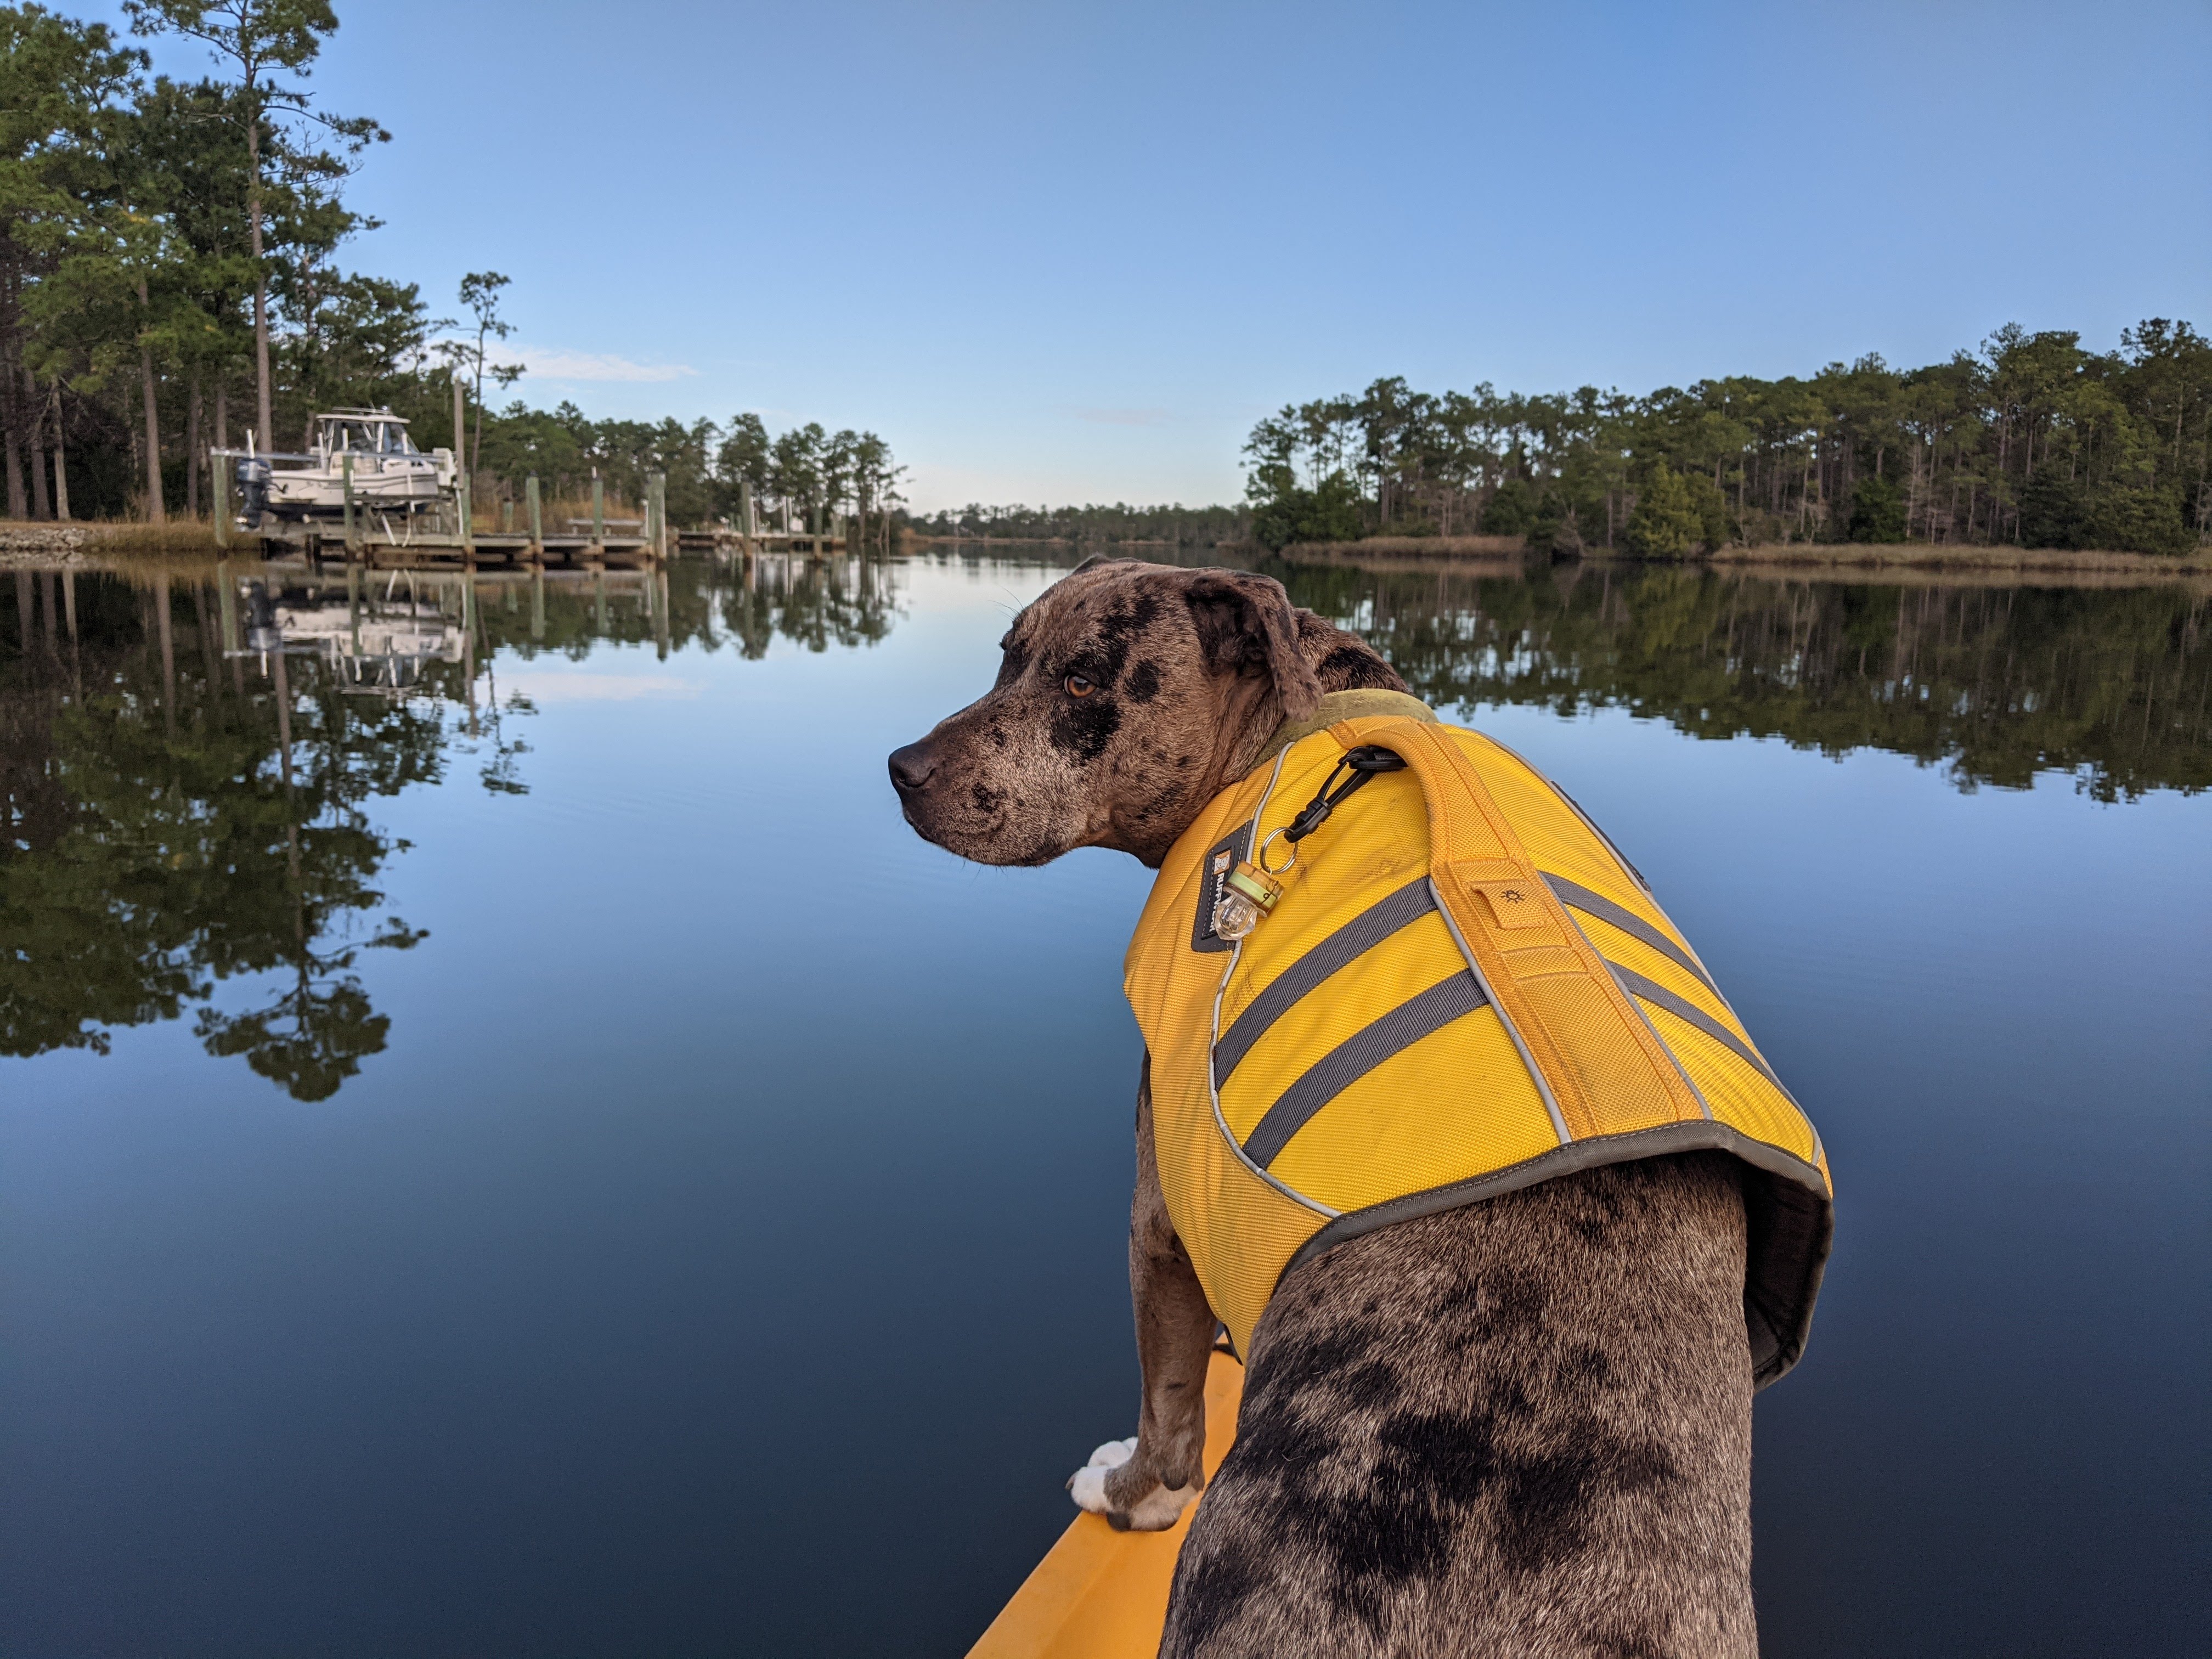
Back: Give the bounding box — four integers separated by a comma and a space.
675, 527, 847, 554
210, 458, 877, 571
253, 526, 660, 568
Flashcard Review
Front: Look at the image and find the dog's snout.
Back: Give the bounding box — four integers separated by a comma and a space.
888, 742, 937, 795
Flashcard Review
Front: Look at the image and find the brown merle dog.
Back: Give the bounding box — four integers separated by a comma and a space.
890, 559, 1759, 1658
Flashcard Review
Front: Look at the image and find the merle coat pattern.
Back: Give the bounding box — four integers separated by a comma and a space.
890, 560, 1758, 1658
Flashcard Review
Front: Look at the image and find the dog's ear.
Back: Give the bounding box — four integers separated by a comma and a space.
1069, 552, 1136, 576
1183, 568, 1322, 721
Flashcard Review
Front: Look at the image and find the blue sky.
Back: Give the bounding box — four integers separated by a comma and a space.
108, 0, 2212, 510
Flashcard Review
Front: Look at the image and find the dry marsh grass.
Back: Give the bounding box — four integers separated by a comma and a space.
1281, 533, 1527, 558
1707, 541, 2212, 577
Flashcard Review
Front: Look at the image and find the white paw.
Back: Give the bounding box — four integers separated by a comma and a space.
1089, 1437, 1138, 1470
1067, 1436, 1138, 1513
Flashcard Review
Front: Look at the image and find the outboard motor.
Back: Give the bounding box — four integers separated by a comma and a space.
235, 456, 272, 528
243, 582, 283, 654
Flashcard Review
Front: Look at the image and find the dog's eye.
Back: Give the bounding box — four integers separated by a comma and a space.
1064, 674, 1096, 698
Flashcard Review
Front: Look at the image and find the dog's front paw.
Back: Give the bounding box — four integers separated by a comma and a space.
1066, 1436, 1198, 1532
1066, 1437, 1137, 1513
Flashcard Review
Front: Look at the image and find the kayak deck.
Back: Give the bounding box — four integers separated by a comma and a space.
966, 1347, 1244, 1659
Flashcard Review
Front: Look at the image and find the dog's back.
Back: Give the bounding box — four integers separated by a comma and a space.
1163, 1152, 1755, 1659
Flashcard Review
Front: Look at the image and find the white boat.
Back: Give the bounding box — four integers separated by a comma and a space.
223, 409, 457, 527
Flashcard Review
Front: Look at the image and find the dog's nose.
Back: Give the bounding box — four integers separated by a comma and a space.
888, 742, 937, 795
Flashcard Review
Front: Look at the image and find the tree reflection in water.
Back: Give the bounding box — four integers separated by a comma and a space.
1265, 558, 2211, 800
5, 552, 2201, 1100
0, 553, 909, 1100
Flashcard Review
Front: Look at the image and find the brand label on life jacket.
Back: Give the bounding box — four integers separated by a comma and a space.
1189, 821, 1254, 952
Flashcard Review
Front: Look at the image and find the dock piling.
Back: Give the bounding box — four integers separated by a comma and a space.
342, 453, 357, 554
527, 475, 543, 557
212, 453, 229, 550
216, 561, 239, 654
591, 474, 606, 551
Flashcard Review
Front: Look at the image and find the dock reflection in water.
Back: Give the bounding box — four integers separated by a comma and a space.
0, 550, 2204, 1659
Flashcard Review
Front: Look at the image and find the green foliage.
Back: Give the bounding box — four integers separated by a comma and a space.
1848, 475, 1907, 542
906, 500, 1250, 546
1622, 464, 1703, 556
1479, 476, 1538, 535
1248, 464, 1363, 550
1249, 325, 2212, 556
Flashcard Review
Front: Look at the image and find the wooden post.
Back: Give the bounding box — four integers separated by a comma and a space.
649, 471, 667, 558
738, 480, 754, 558
527, 474, 543, 557
216, 561, 239, 654
212, 450, 229, 550
453, 378, 466, 476
530, 563, 545, 640
459, 473, 475, 556
342, 451, 357, 553
591, 473, 605, 550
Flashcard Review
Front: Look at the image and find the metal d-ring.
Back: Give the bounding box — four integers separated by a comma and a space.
1256, 827, 1298, 876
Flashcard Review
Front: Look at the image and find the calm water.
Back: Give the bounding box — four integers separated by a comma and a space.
3, 554, 2207, 1657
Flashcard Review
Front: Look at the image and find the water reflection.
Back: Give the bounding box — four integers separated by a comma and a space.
1268, 559, 2211, 799
4, 553, 2203, 1100
0, 553, 905, 1097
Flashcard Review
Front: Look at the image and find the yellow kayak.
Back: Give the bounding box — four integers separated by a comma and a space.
966, 1348, 1244, 1659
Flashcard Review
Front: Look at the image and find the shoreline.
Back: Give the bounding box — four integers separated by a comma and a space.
1273, 532, 2212, 577
8, 520, 2209, 584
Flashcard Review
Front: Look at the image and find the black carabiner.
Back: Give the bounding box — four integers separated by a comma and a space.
1281, 746, 1406, 844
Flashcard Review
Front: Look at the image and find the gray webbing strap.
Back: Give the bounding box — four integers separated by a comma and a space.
1242, 972, 1488, 1167
1608, 963, 1787, 1096
1543, 873, 1718, 998
1212, 879, 1436, 1088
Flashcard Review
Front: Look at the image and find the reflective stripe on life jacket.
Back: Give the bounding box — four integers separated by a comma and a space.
1122, 692, 1833, 1385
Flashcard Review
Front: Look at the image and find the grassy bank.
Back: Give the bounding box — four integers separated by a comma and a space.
1702, 541, 2212, 577
1, 520, 225, 560
1277, 533, 2212, 578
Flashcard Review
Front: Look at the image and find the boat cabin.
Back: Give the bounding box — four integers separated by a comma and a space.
317, 410, 428, 458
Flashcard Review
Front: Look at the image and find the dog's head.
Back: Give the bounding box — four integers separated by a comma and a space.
888, 560, 1337, 868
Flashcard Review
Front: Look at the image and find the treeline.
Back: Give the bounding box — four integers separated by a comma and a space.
1245, 323, 2212, 557
907, 501, 1249, 545
0, 3, 896, 533
473, 407, 902, 541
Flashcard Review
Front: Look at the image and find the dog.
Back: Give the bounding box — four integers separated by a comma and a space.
891, 559, 1764, 1657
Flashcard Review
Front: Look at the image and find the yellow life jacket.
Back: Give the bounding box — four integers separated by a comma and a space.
1123, 691, 1833, 1386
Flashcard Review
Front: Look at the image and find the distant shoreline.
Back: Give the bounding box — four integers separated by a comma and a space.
1271, 534, 2212, 579
10, 520, 2207, 584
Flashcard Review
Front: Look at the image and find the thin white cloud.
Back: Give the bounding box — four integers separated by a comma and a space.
512, 346, 699, 383
1073, 407, 1170, 427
